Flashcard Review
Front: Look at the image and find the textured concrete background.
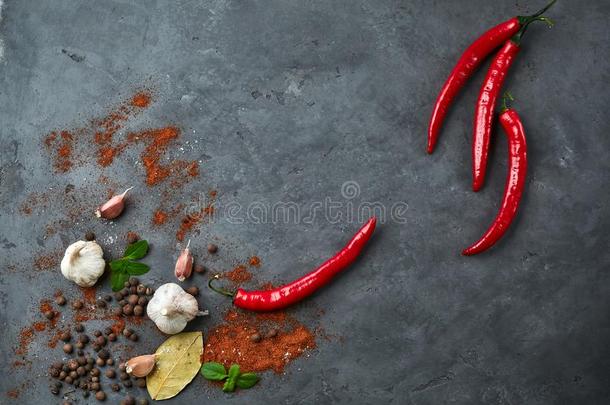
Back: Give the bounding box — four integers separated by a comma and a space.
1, 0, 609, 404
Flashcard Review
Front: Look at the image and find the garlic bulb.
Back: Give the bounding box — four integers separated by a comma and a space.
147, 283, 208, 334
61, 241, 105, 287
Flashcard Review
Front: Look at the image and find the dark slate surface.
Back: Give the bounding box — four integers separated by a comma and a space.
1, 0, 609, 404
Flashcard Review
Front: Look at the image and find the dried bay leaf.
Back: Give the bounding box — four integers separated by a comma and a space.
147, 331, 203, 400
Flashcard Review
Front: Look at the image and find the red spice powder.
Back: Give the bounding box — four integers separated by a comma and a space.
15, 328, 34, 355
33, 322, 47, 332
33, 252, 60, 271
176, 204, 214, 242
81, 286, 97, 305
39, 300, 53, 315
249, 256, 261, 267
44, 131, 74, 172
131, 92, 152, 108
223, 265, 252, 284
204, 310, 316, 374
152, 210, 168, 225
6, 389, 19, 398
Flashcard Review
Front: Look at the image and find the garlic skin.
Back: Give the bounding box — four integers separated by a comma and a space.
174, 240, 193, 282
147, 283, 208, 335
95, 186, 133, 219
60, 241, 105, 287
125, 354, 157, 377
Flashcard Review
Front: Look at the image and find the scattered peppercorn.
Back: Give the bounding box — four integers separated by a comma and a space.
63, 344, 73, 354
106, 358, 114, 366
207, 243, 218, 253
123, 380, 133, 388
136, 378, 146, 388
98, 349, 110, 360
137, 296, 147, 306
133, 305, 144, 316
119, 372, 129, 381
122, 304, 134, 316
75, 323, 84, 332
44, 310, 55, 320
96, 299, 107, 308
250, 333, 261, 343
95, 390, 106, 401
194, 264, 206, 274
72, 300, 83, 310
85, 232, 95, 241
266, 328, 278, 338
96, 336, 106, 346
111, 383, 120, 392
137, 399, 148, 405
108, 333, 117, 342
127, 233, 139, 244
129, 333, 138, 342
60, 331, 72, 342
55, 295, 67, 306
186, 286, 199, 296
129, 277, 139, 286
105, 369, 116, 378
127, 294, 139, 305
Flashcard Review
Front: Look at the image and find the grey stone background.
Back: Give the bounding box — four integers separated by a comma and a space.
1, 0, 609, 404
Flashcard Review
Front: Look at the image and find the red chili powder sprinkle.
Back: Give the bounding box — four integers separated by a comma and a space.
44, 130, 74, 172
6, 390, 19, 398
223, 265, 252, 284
131, 92, 152, 108
15, 328, 34, 355
33, 322, 47, 332
249, 256, 261, 267
176, 204, 214, 242
152, 210, 168, 225
39, 300, 53, 314
33, 253, 60, 271
204, 310, 316, 374
81, 286, 97, 305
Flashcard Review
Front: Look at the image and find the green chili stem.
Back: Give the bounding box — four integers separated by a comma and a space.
208, 275, 235, 298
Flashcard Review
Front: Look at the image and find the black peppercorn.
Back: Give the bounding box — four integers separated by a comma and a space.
122, 304, 134, 316
85, 231, 95, 241
105, 368, 116, 378
207, 243, 218, 253
95, 390, 106, 401
75, 323, 84, 332
63, 344, 73, 354
133, 305, 144, 316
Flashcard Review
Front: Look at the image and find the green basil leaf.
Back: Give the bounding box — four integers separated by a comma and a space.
109, 259, 127, 272
111, 270, 129, 292
222, 377, 236, 393
124, 240, 149, 260
228, 364, 240, 379
235, 372, 259, 389
201, 362, 228, 381
222, 364, 240, 392
124, 261, 150, 275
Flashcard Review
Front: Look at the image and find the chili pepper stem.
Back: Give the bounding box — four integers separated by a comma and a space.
208, 274, 235, 298
501, 91, 514, 113
512, 16, 554, 45
518, 0, 557, 24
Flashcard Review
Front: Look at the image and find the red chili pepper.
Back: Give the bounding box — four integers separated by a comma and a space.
472, 17, 553, 192
463, 94, 526, 255
209, 217, 377, 311
427, 0, 556, 154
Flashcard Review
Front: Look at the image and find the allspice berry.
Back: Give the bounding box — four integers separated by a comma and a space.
127, 294, 139, 305
105, 369, 116, 379
95, 390, 106, 401
108, 333, 117, 342
60, 331, 72, 342
63, 344, 73, 354
55, 295, 67, 306
207, 243, 218, 254
122, 304, 134, 316
44, 311, 55, 320
127, 233, 139, 244
85, 231, 95, 241
72, 300, 83, 310
194, 264, 206, 274
250, 333, 261, 343
133, 305, 144, 316
186, 286, 199, 296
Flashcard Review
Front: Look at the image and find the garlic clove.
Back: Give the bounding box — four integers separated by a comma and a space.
95, 186, 133, 219
174, 240, 193, 282
125, 354, 157, 377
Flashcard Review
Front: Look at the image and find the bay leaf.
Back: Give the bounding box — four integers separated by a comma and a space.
146, 331, 203, 400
